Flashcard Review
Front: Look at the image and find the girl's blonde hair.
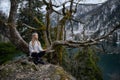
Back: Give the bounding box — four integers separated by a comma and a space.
31, 32, 40, 47
32, 32, 38, 37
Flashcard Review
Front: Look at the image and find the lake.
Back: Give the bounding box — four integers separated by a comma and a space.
98, 54, 120, 80
98, 43, 120, 80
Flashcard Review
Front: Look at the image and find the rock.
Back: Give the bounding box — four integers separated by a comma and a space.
0, 58, 76, 80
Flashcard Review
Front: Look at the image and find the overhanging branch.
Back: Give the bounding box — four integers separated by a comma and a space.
47, 24, 120, 50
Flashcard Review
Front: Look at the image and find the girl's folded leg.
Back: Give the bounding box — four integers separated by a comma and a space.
31, 52, 38, 57
31, 52, 39, 65
38, 51, 46, 58
37, 51, 46, 64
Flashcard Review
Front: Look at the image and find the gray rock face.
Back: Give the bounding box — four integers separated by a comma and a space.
83, 0, 120, 39
0, 58, 76, 80
72, 0, 120, 40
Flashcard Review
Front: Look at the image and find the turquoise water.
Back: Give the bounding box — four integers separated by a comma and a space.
98, 54, 120, 80
67, 46, 120, 80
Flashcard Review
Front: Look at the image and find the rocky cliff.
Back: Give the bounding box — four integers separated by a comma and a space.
0, 58, 76, 80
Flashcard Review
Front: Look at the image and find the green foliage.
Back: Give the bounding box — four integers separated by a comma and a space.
62, 47, 103, 80
17, 0, 44, 42
0, 42, 24, 64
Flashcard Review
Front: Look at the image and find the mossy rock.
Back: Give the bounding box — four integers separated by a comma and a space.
0, 58, 76, 80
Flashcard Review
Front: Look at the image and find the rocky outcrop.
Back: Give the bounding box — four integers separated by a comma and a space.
0, 58, 76, 80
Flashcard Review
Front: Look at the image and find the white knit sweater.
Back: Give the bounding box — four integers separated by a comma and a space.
29, 40, 43, 56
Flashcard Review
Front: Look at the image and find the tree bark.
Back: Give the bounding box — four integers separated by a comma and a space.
0, 0, 119, 55
1, 0, 29, 54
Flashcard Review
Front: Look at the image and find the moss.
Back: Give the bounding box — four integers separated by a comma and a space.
0, 68, 12, 78
53, 67, 71, 80
54, 45, 64, 64
45, 45, 65, 64
31, 64, 38, 71
20, 61, 38, 71
0, 69, 7, 77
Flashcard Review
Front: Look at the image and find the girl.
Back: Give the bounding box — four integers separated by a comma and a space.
29, 32, 46, 64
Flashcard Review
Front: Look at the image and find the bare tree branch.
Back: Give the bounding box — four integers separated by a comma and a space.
22, 23, 39, 30
47, 25, 119, 51
0, 0, 119, 54
44, 0, 53, 46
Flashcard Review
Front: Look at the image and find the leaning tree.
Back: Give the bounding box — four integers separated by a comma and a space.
0, 0, 120, 54
0, 0, 120, 79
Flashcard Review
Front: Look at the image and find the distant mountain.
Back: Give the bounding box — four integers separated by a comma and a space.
50, 0, 120, 43
79, 0, 120, 37
50, 3, 101, 28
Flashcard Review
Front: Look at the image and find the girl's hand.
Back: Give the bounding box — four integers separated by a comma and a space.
33, 50, 39, 53
43, 49, 47, 51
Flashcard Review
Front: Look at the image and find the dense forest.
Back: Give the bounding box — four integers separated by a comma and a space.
0, 0, 120, 80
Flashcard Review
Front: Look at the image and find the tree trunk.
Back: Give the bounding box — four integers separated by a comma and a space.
0, 0, 29, 54
8, 25, 29, 53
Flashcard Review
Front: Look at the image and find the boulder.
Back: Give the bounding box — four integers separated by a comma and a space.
0, 58, 76, 80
